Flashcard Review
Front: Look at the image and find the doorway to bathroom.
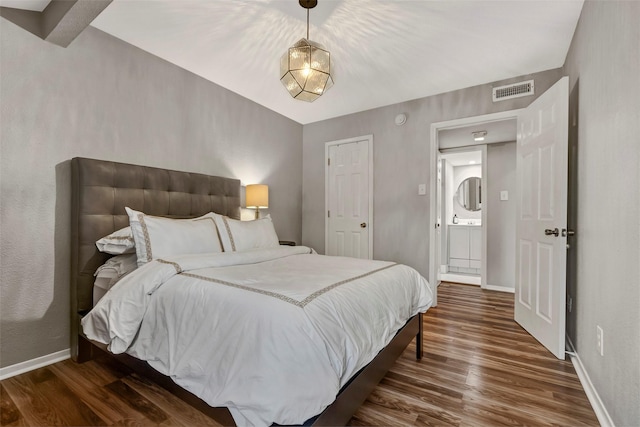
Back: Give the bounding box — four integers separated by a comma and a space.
436, 121, 518, 291
439, 147, 486, 286
429, 110, 519, 304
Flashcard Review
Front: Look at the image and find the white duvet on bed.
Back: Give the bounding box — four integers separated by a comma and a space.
81, 246, 432, 426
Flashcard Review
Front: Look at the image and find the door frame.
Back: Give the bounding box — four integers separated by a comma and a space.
325, 135, 374, 259
429, 110, 522, 306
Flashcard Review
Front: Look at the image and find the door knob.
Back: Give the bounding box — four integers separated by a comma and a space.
544, 228, 559, 237
360, 223, 367, 228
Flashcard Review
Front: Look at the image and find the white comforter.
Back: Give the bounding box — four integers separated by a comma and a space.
82, 247, 432, 426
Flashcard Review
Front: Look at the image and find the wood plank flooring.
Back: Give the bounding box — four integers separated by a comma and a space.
1, 282, 598, 426
349, 283, 598, 426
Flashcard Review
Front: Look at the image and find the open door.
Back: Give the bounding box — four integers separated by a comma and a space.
515, 76, 569, 359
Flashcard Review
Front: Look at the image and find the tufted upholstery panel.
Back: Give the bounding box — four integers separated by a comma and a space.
70, 157, 241, 356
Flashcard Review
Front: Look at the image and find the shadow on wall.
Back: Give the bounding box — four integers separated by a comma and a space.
55, 161, 72, 352
566, 79, 580, 348
0, 161, 71, 368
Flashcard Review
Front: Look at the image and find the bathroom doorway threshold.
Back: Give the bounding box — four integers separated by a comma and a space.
440, 273, 481, 286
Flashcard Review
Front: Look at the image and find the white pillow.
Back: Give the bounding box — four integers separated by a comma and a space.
96, 226, 135, 255
213, 215, 279, 252
93, 254, 138, 306
125, 207, 223, 265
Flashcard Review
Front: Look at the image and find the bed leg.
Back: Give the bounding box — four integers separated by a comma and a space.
76, 335, 96, 363
416, 312, 423, 360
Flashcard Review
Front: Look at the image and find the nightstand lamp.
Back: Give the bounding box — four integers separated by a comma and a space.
246, 184, 268, 219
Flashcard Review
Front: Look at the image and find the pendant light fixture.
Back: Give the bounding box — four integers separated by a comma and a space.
280, 0, 333, 102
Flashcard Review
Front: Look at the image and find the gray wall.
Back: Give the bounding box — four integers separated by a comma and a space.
562, 1, 640, 425
0, 22, 303, 367
486, 142, 516, 290
302, 68, 564, 278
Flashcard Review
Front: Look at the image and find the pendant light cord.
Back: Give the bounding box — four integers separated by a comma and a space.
306, 7, 309, 39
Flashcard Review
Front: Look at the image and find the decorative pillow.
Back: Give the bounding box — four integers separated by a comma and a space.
93, 254, 138, 306
96, 226, 135, 255
213, 215, 280, 252
125, 207, 223, 265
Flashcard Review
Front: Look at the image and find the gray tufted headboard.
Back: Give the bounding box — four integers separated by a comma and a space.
70, 157, 241, 359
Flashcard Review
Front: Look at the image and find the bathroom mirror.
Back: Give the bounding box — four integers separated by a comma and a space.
456, 177, 482, 211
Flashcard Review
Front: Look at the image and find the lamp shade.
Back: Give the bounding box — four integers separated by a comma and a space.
280, 38, 333, 102
246, 184, 268, 208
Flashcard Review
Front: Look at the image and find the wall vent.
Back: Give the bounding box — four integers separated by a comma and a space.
492, 80, 535, 102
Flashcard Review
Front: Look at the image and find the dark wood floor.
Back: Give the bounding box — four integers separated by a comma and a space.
350, 283, 598, 426
1, 282, 598, 426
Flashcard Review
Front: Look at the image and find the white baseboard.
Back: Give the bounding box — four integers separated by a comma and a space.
483, 284, 515, 293
440, 273, 481, 286
0, 348, 70, 381
566, 337, 614, 427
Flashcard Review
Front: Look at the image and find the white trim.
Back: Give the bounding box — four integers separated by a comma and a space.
566, 337, 615, 427
0, 348, 70, 380
480, 144, 488, 291
434, 150, 442, 298
440, 273, 481, 286
429, 109, 524, 308
483, 284, 515, 293
324, 135, 374, 259
429, 123, 439, 305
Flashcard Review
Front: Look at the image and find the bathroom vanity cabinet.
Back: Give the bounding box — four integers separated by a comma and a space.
449, 225, 482, 269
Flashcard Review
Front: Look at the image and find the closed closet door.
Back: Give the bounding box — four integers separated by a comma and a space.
326, 136, 372, 259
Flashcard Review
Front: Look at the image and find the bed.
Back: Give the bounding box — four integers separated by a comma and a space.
70, 157, 432, 426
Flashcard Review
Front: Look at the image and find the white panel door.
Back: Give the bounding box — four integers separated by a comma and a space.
327, 139, 371, 258
515, 76, 569, 359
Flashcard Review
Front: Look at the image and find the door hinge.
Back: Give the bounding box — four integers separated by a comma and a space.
327, 158, 330, 166
328, 210, 330, 218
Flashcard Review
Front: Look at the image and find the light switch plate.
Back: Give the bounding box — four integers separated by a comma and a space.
418, 184, 426, 195
500, 190, 509, 201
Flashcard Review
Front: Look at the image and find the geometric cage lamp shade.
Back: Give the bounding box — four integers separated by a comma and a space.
280, 38, 333, 102
245, 184, 268, 219
280, 0, 333, 102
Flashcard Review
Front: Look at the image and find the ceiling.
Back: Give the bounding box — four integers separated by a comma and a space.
439, 119, 517, 149
1, 0, 584, 125
441, 150, 482, 167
